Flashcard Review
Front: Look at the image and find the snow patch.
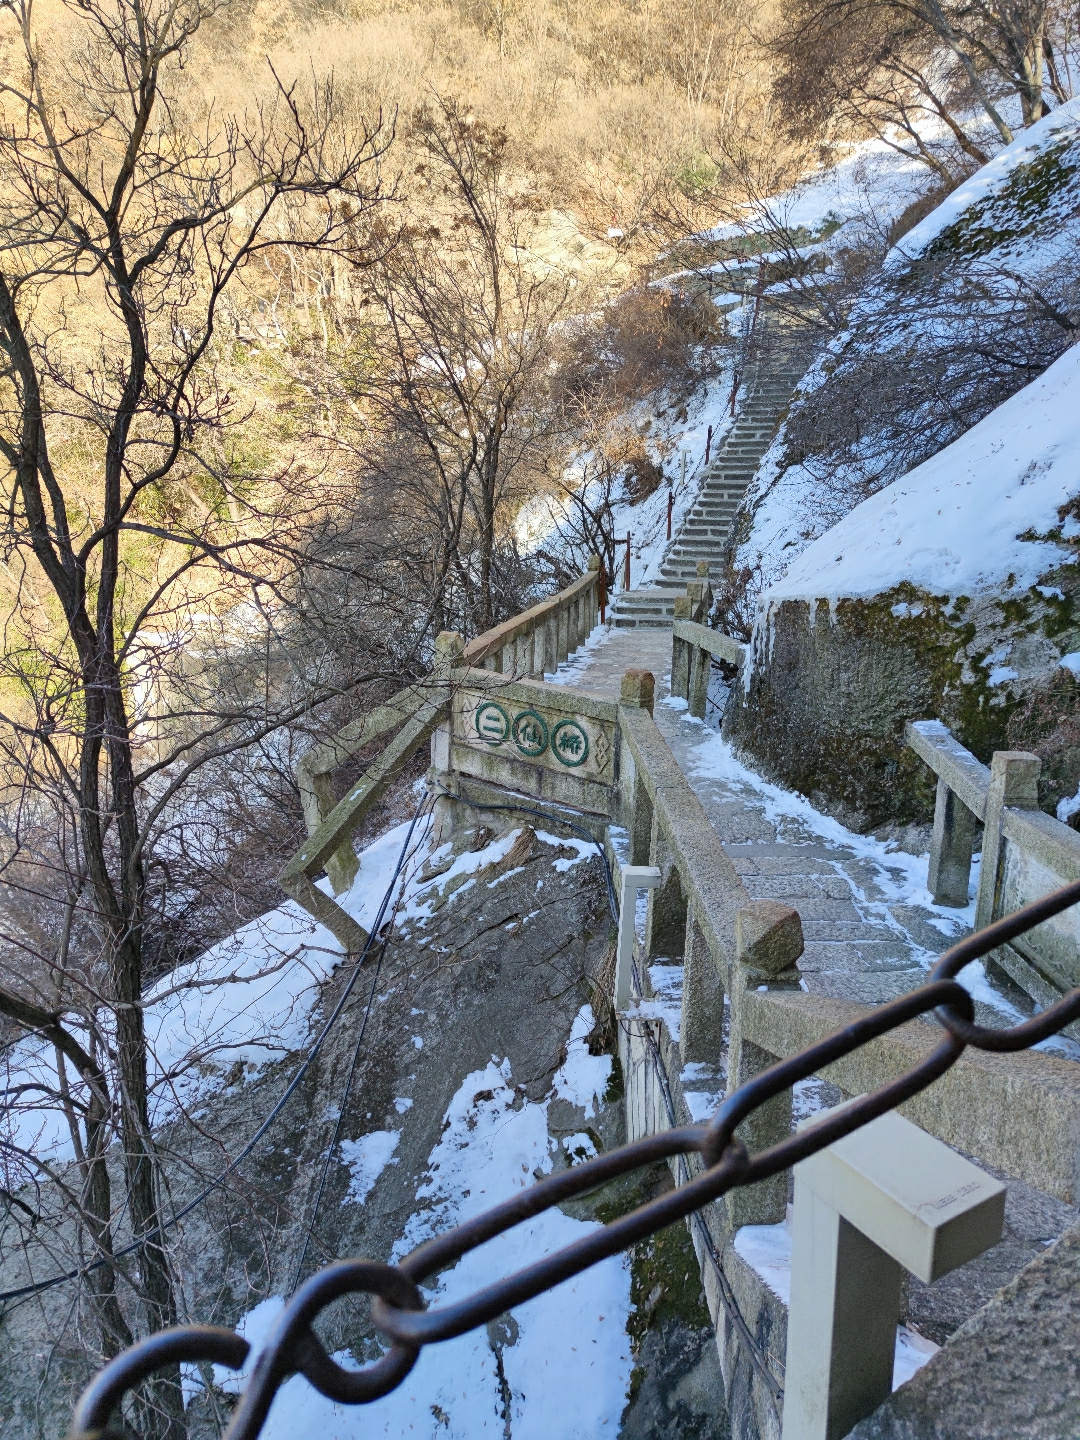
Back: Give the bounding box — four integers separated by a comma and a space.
551, 1006, 612, 1120
340, 1130, 400, 1206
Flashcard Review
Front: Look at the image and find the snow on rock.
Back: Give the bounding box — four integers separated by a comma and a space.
228, 1054, 632, 1439
734, 100, 1080, 600
340, 1130, 400, 1205
551, 1005, 612, 1120
760, 338, 1080, 609
889, 99, 1080, 263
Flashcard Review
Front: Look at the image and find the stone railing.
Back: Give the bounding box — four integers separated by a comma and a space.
281, 564, 604, 951
907, 718, 1080, 1027
462, 558, 603, 676
670, 617, 746, 719
280, 588, 1080, 1440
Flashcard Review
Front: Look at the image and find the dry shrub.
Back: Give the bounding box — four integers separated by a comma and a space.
555, 284, 729, 412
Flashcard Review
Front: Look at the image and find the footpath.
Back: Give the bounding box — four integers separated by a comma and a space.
551, 627, 1031, 1026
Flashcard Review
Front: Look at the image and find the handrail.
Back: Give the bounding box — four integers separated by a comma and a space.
463, 564, 601, 672
906, 718, 1080, 1026
282, 565, 604, 951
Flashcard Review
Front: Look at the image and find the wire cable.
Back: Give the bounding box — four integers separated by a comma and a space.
0, 796, 433, 1307
288, 802, 435, 1295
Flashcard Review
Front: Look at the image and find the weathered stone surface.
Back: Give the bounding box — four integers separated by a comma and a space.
741, 989, 1080, 1203
847, 1223, 1080, 1439
621, 667, 657, 712
735, 901, 804, 978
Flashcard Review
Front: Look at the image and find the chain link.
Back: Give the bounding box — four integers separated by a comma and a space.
68, 877, 1080, 1440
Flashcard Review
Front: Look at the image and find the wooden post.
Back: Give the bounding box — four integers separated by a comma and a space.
974, 750, 1042, 930
666, 489, 673, 540
927, 777, 978, 907
705, 423, 713, 465
726, 900, 803, 1229
623, 532, 632, 591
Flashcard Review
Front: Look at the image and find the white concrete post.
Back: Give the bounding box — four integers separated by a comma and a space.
782, 1106, 1006, 1440
615, 864, 662, 1010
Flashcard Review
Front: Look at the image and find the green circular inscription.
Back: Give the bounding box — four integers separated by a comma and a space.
475, 700, 511, 745
513, 709, 549, 757
551, 718, 589, 768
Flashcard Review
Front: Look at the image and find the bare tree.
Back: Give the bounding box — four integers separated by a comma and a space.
771, 0, 1079, 177
0, 0, 387, 1430
355, 97, 578, 637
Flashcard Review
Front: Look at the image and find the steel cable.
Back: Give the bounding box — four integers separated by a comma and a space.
0, 795, 434, 1309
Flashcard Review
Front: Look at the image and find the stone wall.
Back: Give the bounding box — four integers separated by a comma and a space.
723, 583, 1080, 831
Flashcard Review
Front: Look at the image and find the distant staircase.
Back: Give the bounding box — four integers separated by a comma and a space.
610, 324, 815, 629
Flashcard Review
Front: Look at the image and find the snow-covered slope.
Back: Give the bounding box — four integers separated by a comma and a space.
733, 100, 1080, 602
763, 340, 1080, 609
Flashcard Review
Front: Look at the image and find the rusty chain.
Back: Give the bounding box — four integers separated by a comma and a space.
68, 876, 1080, 1440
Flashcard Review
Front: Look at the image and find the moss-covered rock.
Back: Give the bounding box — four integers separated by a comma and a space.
724, 572, 1080, 829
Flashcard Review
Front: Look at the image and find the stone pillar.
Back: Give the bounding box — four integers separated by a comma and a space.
688, 644, 709, 720
620, 671, 655, 866
587, 554, 601, 631
974, 750, 1041, 929
557, 602, 570, 665
782, 1109, 1005, 1440
726, 900, 804, 1230
644, 815, 686, 960
671, 595, 691, 700
433, 629, 465, 674
927, 776, 979, 907
681, 908, 723, 1065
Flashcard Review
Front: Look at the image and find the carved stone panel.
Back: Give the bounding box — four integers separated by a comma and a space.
457, 689, 615, 783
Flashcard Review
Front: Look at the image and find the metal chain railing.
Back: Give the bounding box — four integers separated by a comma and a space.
68, 876, 1080, 1440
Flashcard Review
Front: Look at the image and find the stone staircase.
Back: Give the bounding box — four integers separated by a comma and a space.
610, 327, 815, 629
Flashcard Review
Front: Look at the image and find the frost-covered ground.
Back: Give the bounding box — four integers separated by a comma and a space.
754, 338, 1080, 626
655, 692, 1078, 1056
193, 1008, 632, 1440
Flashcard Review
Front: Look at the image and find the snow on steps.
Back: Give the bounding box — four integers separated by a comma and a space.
610, 333, 816, 629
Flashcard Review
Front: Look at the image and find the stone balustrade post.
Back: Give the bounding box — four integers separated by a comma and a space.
644, 815, 687, 960
433, 629, 465, 674
557, 600, 570, 665
688, 642, 709, 720
974, 749, 1042, 929
927, 776, 979, 907
619, 668, 656, 869
681, 908, 724, 1064
672, 596, 691, 700
726, 899, 804, 1229
783, 1108, 1005, 1440
588, 554, 601, 631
